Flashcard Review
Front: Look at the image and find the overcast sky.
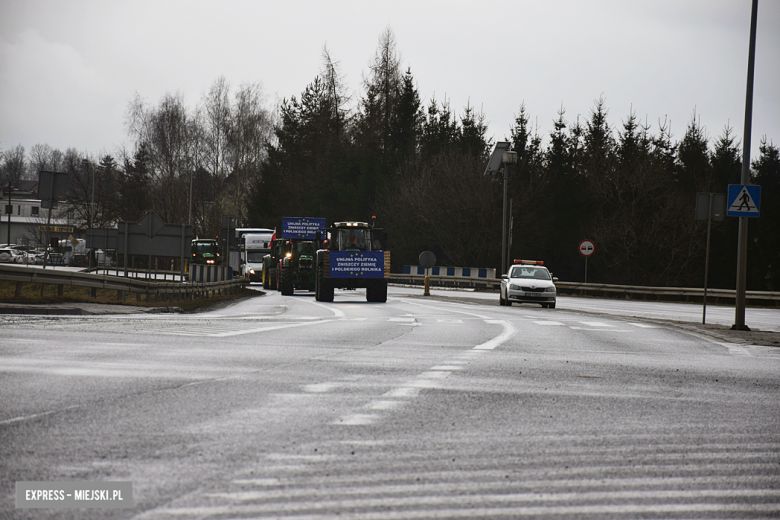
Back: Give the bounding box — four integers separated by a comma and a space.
1, 0, 778, 165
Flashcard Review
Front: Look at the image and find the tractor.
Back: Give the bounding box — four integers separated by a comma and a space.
278, 238, 321, 295
314, 221, 389, 303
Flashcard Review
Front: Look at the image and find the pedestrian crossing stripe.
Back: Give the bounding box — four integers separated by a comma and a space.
727, 184, 761, 217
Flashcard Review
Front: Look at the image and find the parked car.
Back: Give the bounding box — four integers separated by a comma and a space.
0, 248, 24, 264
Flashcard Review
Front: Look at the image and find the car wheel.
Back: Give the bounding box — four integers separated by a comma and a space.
549, 302, 556, 309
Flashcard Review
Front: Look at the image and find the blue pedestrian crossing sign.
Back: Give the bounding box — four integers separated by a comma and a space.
727, 184, 761, 217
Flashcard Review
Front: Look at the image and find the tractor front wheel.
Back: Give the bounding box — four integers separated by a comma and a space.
280, 266, 293, 295
316, 266, 334, 302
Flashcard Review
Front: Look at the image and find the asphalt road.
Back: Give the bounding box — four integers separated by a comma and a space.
1, 287, 779, 519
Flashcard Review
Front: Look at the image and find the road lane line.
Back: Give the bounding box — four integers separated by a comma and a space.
302, 299, 346, 317
335, 414, 378, 425
202, 319, 336, 337
0, 405, 80, 426
473, 320, 516, 350
398, 299, 492, 319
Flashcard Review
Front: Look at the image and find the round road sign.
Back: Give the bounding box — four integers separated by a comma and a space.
578, 240, 595, 257
418, 251, 436, 269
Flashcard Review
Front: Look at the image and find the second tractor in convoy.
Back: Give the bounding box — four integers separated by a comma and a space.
278, 237, 321, 295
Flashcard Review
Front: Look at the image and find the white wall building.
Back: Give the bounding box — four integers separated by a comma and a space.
2, 183, 75, 248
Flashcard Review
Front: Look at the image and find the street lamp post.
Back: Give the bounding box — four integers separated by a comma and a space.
733, 0, 758, 331
500, 152, 517, 275
484, 142, 517, 275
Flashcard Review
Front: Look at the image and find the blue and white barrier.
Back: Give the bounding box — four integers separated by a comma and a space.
402, 265, 496, 279
189, 265, 233, 283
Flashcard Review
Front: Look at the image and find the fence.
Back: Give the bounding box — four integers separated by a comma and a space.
388, 273, 780, 307
0, 264, 246, 303
3, 264, 777, 307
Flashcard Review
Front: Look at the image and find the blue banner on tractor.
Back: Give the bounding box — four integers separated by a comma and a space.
281, 217, 327, 239
329, 251, 385, 278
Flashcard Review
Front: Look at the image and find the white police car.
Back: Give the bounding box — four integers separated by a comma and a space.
499, 260, 557, 308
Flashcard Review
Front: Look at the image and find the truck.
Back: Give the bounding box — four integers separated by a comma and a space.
191, 238, 221, 265
314, 221, 389, 303
59, 238, 87, 266
240, 231, 273, 283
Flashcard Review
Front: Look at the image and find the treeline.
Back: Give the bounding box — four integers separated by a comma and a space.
249, 30, 779, 290
1, 29, 778, 290
1, 78, 273, 235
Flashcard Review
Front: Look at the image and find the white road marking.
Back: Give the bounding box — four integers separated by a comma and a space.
366, 400, 403, 410
0, 405, 80, 426
398, 299, 492, 319
155, 492, 780, 517
383, 387, 420, 398
135, 319, 335, 337
301, 298, 346, 317
533, 321, 565, 326
570, 327, 631, 332
418, 371, 450, 379
473, 320, 516, 350
303, 382, 344, 393
627, 322, 659, 328
335, 414, 378, 425
579, 321, 615, 327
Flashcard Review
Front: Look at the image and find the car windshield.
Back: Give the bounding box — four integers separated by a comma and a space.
510, 266, 550, 280
246, 252, 265, 262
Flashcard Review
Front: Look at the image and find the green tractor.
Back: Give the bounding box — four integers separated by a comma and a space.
278, 238, 321, 295
314, 221, 389, 303
262, 238, 288, 290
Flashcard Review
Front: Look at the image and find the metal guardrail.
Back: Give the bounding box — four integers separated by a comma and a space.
388, 273, 780, 306
0, 264, 247, 303
3, 265, 777, 307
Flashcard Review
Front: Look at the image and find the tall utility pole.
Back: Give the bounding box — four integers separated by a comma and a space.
500, 153, 517, 275
483, 142, 515, 275
733, 0, 758, 331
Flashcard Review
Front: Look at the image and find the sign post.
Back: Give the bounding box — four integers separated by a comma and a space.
38, 171, 68, 270
578, 240, 595, 283
696, 192, 725, 324
419, 251, 436, 296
